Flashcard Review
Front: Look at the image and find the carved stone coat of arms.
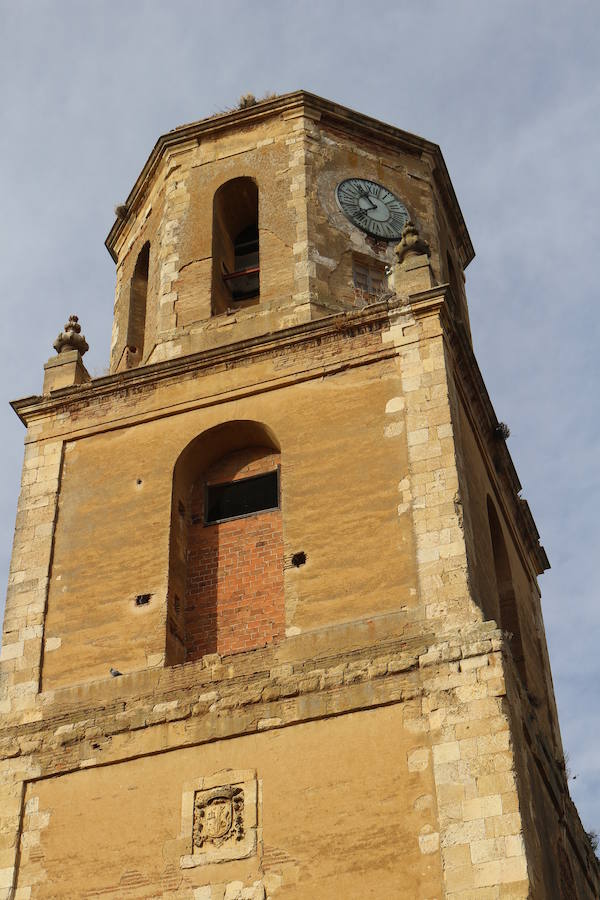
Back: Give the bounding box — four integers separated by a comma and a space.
193, 785, 244, 849
180, 770, 257, 869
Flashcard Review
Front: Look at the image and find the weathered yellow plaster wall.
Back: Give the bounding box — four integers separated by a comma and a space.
42, 346, 419, 691
16, 706, 444, 899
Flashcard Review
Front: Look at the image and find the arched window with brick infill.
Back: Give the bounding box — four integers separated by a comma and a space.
487, 496, 527, 684
166, 421, 284, 665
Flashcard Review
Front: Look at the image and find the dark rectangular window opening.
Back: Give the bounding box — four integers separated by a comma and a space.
205, 469, 279, 524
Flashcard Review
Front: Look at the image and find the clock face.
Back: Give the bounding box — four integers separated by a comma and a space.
336, 178, 409, 241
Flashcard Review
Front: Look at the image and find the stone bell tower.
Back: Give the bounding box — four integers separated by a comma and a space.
0, 91, 598, 899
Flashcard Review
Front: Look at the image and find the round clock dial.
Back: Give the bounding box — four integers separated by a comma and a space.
336, 178, 409, 241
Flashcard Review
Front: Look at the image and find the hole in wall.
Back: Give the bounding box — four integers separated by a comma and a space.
135, 593, 152, 607
291, 551, 307, 568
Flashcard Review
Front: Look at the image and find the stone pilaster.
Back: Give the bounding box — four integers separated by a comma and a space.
384, 290, 476, 629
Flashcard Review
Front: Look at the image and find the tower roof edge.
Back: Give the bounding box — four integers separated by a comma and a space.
104, 90, 474, 268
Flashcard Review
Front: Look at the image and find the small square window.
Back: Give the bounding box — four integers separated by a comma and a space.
352, 258, 389, 297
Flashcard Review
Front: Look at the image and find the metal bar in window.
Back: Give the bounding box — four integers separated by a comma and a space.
222, 266, 260, 282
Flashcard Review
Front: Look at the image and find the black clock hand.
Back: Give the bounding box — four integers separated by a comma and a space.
359, 191, 377, 211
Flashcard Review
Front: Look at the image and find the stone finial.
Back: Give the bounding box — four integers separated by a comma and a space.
53, 315, 89, 356
394, 220, 430, 265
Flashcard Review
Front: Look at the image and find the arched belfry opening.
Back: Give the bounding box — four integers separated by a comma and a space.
126, 241, 150, 367
487, 496, 527, 683
212, 177, 259, 315
166, 421, 285, 666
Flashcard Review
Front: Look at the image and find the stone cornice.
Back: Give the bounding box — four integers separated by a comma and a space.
10, 300, 403, 428
104, 90, 474, 269
12, 290, 548, 577
0, 620, 499, 773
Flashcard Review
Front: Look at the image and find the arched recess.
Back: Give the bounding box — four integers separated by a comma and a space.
126, 241, 150, 367
166, 421, 285, 666
212, 177, 259, 315
487, 496, 527, 683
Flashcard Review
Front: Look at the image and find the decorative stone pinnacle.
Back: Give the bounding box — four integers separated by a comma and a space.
53, 315, 89, 356
394, 220, 430, 264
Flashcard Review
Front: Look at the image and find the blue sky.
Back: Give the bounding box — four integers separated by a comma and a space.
1, 0, 599, 833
